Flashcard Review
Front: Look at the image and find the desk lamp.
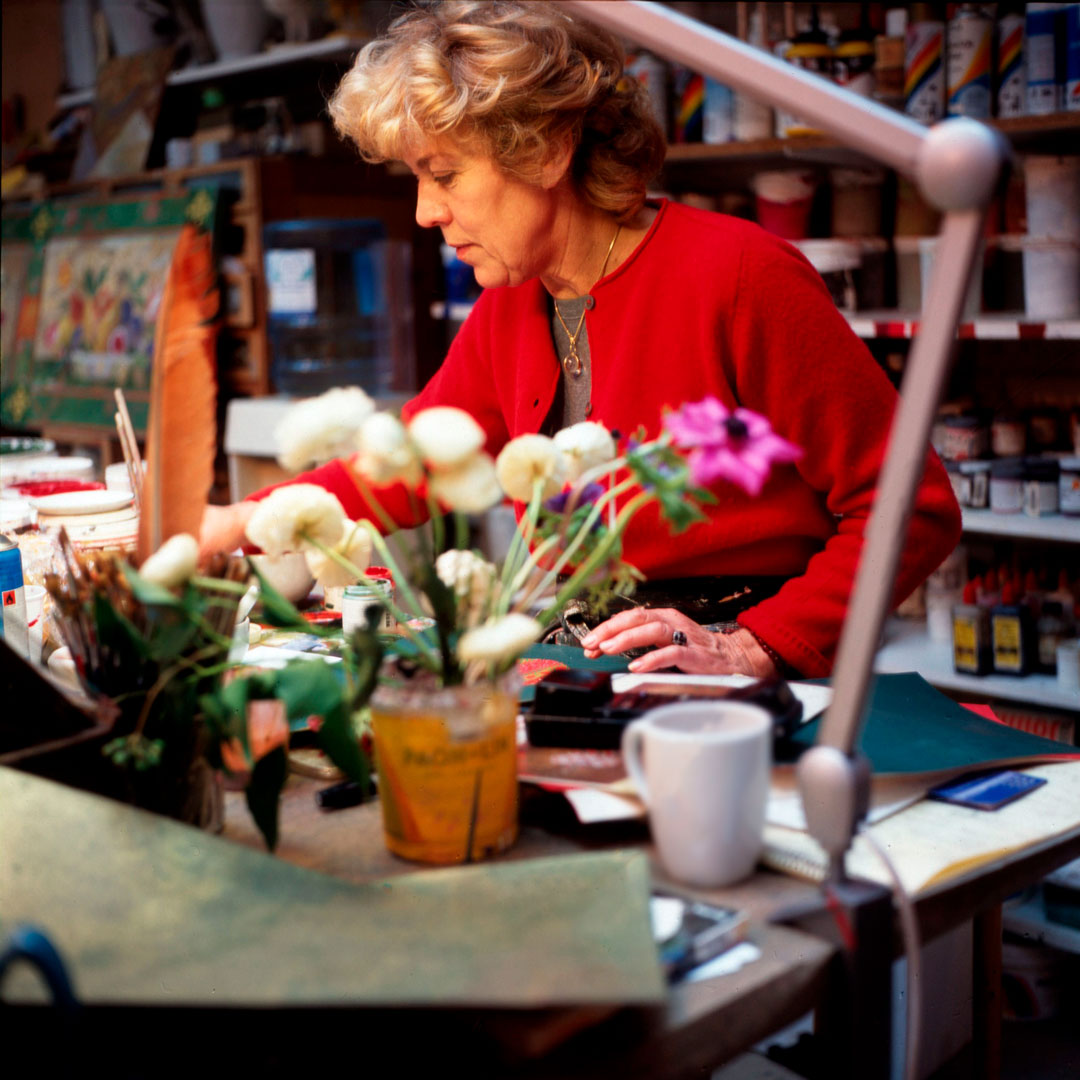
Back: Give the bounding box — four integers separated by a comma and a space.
564, 0, 1006, 877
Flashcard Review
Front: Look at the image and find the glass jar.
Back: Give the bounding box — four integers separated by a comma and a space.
1060, 457, 1080, 517
942, 415, 989, 461
369, 669, 521, 864
990, 458, 1025, 513
958, 460, 991, 509
342, 580, 394, 634
1023, 457, 1060, 517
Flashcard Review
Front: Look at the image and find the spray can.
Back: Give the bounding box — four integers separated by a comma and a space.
703, 77, 734, 144
776, 12, 833, 137
734, 8, 774, 140
626, 51, 669, 137
1026, 3, 1065, 115
0, 534, 30, 660
905, 5, 947, 123
996, 6, 1027, 118
672, 65, 704, 143
1067, 3, 1080, 111
947, 4, 994, 118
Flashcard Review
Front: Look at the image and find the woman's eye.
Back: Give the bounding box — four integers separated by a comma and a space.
433, 173, 456, 187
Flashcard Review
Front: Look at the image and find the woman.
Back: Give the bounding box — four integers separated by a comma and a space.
201, 0, 960, 679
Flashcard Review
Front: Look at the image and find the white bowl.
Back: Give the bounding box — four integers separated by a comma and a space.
249, 552, 315, 604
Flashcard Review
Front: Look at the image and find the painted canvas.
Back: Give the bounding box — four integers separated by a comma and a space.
0, 244, 33, 367
34, 230, 181, 390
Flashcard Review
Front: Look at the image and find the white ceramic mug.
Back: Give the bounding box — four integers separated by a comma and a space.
622, 701, 772, 888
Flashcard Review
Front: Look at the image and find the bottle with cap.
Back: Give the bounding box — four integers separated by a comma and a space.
953, 580, 991, 675
990, 579, 1035, 676
1036, 600, 1068, 676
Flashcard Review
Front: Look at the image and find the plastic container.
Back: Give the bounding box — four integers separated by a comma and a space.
830, 168, 885, 237
24, 584, 46, 665
751, 172, 815, 240
942, 414, 989, 461
263, 219, 411, 397
793, 239, 862, 311
1023, 457, 1060, 517
1024, 155, 1080, 241
1020, 237, 1080, 319
958, 460, 991, 509
1060, 456, 1080, 516
917, 236, 982, 318
990, 458, 1025, 513
992, 413, 1027, 457
854, 237, 890, 309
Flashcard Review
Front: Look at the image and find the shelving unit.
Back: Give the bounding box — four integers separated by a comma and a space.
874, 619, 1079, 713
960, 510, 1080, 544
55, 36, 366, 110
1003, 893, 1080, 955
845, 314, 1080, 341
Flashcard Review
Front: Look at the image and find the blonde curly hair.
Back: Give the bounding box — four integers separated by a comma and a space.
329, 0, 666, 223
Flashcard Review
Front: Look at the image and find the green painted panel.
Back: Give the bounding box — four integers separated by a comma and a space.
0, 767, 665, 1008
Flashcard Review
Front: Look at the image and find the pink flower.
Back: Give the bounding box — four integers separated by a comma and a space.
664, 397, 803, 496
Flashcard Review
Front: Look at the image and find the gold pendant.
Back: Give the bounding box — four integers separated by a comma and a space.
562, 351, 583, 378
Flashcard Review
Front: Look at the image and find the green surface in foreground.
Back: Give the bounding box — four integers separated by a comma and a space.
0, 767, 664, 1009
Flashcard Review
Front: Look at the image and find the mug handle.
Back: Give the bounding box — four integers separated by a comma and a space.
621, 720, 650, 808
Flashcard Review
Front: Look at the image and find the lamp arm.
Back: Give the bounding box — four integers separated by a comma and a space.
561, 0, 927, 175
565, 1, 1008, 877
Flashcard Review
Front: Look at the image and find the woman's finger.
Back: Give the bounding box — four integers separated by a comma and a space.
592, 621, 678, 655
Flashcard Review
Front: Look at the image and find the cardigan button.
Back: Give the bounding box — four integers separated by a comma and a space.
585, 296, 595, 309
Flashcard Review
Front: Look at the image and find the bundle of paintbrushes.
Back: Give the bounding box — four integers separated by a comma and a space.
44, 529, 249, 774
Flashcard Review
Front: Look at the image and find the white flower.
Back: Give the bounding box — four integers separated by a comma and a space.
554, 421, 617, 483
275, 387, 375, 473
408, 407, 486, 470
139, 533, 198, 589
245, 484, 346, 557
305, 520, 373, 588
495, 434, 567, 502
457, 613, 541, 664
436, 548, 496, 627
428, 452, 503, 513
355, 412, 422, 486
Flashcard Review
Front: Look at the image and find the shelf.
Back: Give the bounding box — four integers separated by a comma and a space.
961, 509, 1080, 544
845, 312, 1080, 341
56, 36, 365, 109
1003, 893, 1080, 955
874, 619, 1080, 712
662, 112, 1080, 167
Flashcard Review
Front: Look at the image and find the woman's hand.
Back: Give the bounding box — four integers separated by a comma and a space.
579, 607, 779, 679
198, 501, 257, 565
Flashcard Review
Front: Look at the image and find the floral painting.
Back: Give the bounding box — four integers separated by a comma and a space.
34, 230, 181, 389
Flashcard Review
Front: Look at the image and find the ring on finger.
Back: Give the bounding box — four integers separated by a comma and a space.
671, 630, 688, 647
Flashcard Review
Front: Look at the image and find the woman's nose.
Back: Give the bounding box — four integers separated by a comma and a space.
415, 182, 450, 229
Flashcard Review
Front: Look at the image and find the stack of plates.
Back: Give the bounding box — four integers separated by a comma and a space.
0, 454, 96, 489
31, 489, 138, 551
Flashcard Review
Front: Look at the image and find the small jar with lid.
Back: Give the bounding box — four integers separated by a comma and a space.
942, 415, 989, 461
1060, 457, 1080, 517
944, 461, 965, 504
958, 460, 991, 509
991, 413, 1026, 458
1022, 457, 1060, 517
989, 457, 1025, 513
342, 579, 395, 635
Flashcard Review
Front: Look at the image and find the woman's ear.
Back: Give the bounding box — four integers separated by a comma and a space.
538, 136, 574, 189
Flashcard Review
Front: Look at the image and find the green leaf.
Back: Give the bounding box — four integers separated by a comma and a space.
246, 559, 311, 630
244, 746, 288, 850
121, 564, 187, 609
316, 701, 369, 789
273, 659, 345, 722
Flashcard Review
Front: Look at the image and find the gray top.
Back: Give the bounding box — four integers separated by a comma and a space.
549, 294, 594, 430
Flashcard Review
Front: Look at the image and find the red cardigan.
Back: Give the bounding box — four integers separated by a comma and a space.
258, 200, 961, 677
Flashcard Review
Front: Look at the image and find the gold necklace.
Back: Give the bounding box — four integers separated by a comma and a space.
554, 224, 621, 378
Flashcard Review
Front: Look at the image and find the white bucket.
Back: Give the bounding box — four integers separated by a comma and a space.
917, 237, 982, 319
1024, 155, 1080, 241
1021, 237, 1080, 319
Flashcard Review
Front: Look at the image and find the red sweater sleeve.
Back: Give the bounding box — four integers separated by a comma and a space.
729, 237, 962, 676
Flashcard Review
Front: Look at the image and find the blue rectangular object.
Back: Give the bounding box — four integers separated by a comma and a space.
929, 770, 1047, 811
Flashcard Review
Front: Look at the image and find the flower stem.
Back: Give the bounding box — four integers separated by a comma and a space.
535, 490, 652, 626
302, 531, 440, 670
349, 469, 401, 536
516, 477, 637, 613
496, 478, 543, 615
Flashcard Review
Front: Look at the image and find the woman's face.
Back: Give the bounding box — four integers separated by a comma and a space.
404, 137, 562, 290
